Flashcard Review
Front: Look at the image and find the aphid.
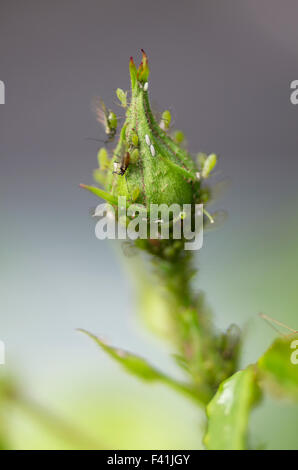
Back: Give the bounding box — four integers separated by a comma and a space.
131, 132, 139, 147
174, 130, 185, 144
159, 110, 172, 131
113, 151, 130, 176
259, 313, 298, 338
93, 98, 117, 141
130, 148, 139, 163
143, 82, 148, 92
145, 134, 150, 146
97, 147, 109, 170
116, 88, 127, 108
150, 144, 155, 157
202, 153, 217, 179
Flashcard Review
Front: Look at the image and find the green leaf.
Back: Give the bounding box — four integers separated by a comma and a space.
79, 184, 118, 205
257, 334, 298, 401
78, 329, 204, 404
204, 368, 261, 450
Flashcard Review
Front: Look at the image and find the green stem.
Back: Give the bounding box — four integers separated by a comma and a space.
151, 249, 236, 405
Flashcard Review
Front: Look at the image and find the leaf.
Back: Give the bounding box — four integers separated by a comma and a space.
79, 184, 118, 206
204, 368, 261, 450
257, 334, 298, 402
78, 329, 204, 404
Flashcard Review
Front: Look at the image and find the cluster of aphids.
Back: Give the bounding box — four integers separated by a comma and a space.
93, 91, 135, 177
93, 85, 219, 212
113, 124, 140, 177
94, 90, 192, 178
111, 111, 172, 177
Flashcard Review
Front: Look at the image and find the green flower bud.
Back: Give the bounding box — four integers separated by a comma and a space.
81, 51, 218, 229
109, 51, 199, 208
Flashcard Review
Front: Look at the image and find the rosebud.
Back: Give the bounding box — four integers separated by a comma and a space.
82, 51, 218, 243
109, 50, 199, 208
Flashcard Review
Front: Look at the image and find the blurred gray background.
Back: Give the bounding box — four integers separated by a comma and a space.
1, 0, 298, 449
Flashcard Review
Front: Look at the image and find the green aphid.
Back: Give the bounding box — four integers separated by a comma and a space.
160, 110, 172, 131
130, 148, 140, 164
94, 98, 117, 140
108, 111, 117, 132
97, 147, 109, 170
202, 154, 217, 179
163, 246, 176, 258
131, 186, 140, 201
116, 88, 127, 108
131, 132, 139, 147
93, 168, 107, 186
120, 124, 127, 142
174, 130, 185, 144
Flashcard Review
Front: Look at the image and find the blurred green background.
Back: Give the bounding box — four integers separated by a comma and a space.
1, 0, 298, 449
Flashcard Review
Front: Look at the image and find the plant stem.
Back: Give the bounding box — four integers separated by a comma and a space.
149, 248, 239, 405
